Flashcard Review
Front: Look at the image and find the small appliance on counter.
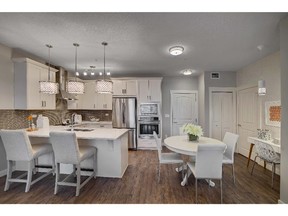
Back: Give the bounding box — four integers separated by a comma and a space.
74, 114, 82, 124
36, 115, 49, 129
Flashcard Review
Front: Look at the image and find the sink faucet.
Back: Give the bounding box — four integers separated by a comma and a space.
70, 113, 77, 131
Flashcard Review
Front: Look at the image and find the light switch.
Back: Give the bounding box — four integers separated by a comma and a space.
165, 114, 170, 118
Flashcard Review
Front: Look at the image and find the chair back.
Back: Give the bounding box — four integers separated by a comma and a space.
255, 142, 280, 163
49, 131, 80, 164
195, 143, 226, 179
223, 132, 239, 162
0, 129, 34, 161
153, 131, 162, 161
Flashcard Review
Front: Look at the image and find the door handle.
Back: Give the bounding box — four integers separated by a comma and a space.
238, 124, 242, 127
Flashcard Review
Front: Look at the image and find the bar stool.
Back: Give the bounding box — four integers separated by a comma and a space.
0, 129, 55, 192
49, 131, 97, 196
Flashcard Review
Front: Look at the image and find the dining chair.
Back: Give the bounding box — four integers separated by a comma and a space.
0, 129, 55, 192
186, 143, 226, 203
222, 132, 239, 184
251, 142, 280, 188
153, 131, 184, 182
49, 131, 97, 196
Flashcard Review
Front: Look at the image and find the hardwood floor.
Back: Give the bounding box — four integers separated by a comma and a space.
0, 150, 280, 204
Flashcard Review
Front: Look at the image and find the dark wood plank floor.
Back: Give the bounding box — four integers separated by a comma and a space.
0, 150, 280, 204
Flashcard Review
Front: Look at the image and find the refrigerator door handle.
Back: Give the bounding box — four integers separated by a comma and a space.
122, 102, 126, 124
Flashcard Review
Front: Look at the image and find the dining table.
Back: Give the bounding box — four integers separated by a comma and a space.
164, 135, 226, 186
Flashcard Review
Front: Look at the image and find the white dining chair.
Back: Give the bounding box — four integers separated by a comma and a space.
251, 142, 280, 188
153, 131, 184, 182
0, 129, 55, 192
186, 143, 226, 204
222, 132, 239, 184
49, 131, 97, 196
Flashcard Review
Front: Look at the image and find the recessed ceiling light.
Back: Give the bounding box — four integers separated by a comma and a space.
91, 72, 95, 76
76, 72, 79, 76
182, 69, 195, 75
106, 72, 111, 76
169, 46, 184, 56
99, 72, 103, 76
83, 72, 87, 76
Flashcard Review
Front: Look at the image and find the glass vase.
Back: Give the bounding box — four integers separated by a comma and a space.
188, 134, 198, 141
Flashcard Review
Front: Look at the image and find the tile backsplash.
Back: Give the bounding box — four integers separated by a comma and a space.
0, 99, 112, 130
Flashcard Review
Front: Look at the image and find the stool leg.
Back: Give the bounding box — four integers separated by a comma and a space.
51, 153, 55, 176
93, 152, 97, 178
76, 164, 81, 196
4, 160, 13, 191
232, 164, 236, 184
25, 160, 34, 192
54, 163, 60, 195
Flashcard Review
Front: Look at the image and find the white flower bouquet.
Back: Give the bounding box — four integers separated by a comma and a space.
181, 123, 203, 141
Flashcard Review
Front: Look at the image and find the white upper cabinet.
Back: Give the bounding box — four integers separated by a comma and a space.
96, 93, 112, 110
67, 94, 83, 110
138, 79, 162, 103
13, 58, 58, 110
112, 79, 137, 96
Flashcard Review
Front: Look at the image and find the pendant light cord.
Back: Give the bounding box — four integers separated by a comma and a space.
73, 43, 79, 82
102, 42, 108, 81
46, 44, 52, 82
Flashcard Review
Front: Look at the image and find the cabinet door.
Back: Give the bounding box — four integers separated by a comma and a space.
112, 80, 125, 95
26, 63, 42, 109
96, 93, 112, 110
138, 80, 149, 103
149, 80, 162, 102
67, 94, 82, 110
82, 82, 96, 109
39, 69, 56, 109
126, 80, 137, 95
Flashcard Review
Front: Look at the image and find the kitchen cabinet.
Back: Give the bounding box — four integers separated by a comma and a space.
67, 94, 83, 110
81, 81, 112, 110
13, 58, 58, 110
112, 80, 137, 96
138, 79, 162, 103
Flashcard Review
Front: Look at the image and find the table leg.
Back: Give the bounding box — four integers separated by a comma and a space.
247, 143, 255, 168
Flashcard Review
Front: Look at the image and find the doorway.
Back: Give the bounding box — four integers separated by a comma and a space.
209, 87, 236, 141
170, 90, 198, 136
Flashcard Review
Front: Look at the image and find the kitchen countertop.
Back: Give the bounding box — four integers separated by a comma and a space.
27, 126, 128, 140
81, 121, 112, 124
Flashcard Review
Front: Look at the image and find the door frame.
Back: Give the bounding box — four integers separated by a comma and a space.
209, 87, 237, 138
170, 90, 198, 136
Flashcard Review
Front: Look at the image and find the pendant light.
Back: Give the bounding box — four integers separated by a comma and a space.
66, 43, 85, 94
257, 45, 266, 96
95, 42, 113, 94
39, 44, 59, 94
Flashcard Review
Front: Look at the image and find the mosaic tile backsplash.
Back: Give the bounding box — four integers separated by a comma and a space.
0, 99, 112, 130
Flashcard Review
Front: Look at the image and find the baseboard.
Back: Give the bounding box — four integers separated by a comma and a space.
0, 169, 7, 177
278, 199, 286, 204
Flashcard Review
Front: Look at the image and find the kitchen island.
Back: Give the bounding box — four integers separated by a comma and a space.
22, 126, 129, 178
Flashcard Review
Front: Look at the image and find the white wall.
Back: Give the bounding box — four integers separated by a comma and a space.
237, 52, 281, 139
0, 43, 14, 109
280, 16, 288, 204
198, 73, 205, 130
161, 76, 199, 138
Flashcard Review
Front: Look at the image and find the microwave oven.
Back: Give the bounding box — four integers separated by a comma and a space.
139, 102, 160, 116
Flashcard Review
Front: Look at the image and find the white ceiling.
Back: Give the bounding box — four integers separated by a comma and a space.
0, 12, 286, 79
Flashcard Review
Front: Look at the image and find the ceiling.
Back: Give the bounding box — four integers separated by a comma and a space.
0, 12, 286, 79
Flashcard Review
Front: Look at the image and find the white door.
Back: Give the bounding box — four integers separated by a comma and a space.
171, 92, 198, 136
211, 92, 234, 140
237, 87, 258, 157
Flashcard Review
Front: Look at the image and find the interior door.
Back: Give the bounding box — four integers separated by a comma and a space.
171, 92, 198, 136
237, 87, 258, 157
211, 92, 234, 140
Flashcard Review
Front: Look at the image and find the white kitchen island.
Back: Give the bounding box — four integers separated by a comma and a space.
24, 126, 129, 178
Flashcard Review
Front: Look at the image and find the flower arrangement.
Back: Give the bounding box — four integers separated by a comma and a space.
181, 123, 203, 141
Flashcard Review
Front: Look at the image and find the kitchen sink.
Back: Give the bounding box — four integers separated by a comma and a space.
65, 128, 94, 132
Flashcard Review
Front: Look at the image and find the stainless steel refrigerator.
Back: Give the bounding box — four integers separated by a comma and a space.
112, 97, 137, 150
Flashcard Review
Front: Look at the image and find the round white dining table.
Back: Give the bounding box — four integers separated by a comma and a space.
164, 135, 226, 186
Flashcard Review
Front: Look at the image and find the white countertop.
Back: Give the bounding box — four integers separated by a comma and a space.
27, 126, 128, 140
81, 121, 112, 124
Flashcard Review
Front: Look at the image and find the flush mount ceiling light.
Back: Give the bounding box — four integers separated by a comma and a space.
95, 42, 113, 94
39, 44, 59, 94
169, 45, 184, 56
67, 43, 85, 94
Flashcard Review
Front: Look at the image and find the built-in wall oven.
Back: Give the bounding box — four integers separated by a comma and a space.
138, 116, 161, 138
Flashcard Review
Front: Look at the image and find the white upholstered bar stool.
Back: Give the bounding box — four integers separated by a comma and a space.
0, 129, 55, 192
49, 131, 97, 196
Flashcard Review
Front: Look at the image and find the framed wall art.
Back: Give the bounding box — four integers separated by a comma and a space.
265, 101, 281, 127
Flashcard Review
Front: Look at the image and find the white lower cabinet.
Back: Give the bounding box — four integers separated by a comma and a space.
14, 58, 57, 110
